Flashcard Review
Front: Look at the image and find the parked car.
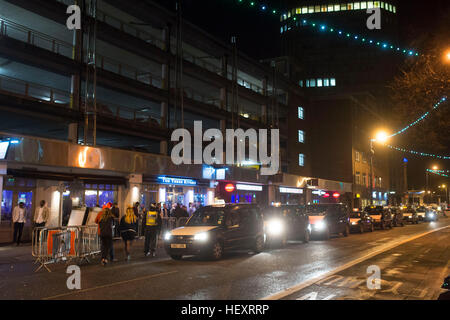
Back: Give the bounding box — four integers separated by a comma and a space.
364, 206, 392, 230
262, 205, 310, 247
306, 204, 350, 240
164, 204, 265, 260
390, 207, 405, 227
349, 209, 374, 233
415, 206, 427, 221
402, 207, 419, 224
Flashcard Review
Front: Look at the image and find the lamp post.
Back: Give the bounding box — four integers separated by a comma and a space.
370, 131, 389, 206
426, 166, 439, 204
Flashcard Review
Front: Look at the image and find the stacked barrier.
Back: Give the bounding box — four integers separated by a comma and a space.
32, 225, 100, 272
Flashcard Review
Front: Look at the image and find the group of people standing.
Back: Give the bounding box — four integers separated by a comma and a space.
12, 200, 49, 246
96, 202, 166, 265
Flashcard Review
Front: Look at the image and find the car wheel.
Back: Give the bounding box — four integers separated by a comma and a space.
359, 224, 364, 234
211, 241, 223, 260
254, 236, 265, 253
170, 255, 182, 260
343, 225, 349, 237
303, 230, 310, 243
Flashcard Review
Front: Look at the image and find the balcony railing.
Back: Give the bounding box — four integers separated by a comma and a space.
0, 74, 162, 128
0, 17, 73, 58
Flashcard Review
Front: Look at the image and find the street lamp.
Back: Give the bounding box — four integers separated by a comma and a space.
444, 50, 450, 63
370, 130, 390, 205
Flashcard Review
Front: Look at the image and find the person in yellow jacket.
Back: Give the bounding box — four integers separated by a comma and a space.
143, 203, 161, 257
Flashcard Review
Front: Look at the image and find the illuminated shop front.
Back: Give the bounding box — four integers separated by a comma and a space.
278, 186, 304, 205
216, 181, 264, 204
144, 175, 214, 208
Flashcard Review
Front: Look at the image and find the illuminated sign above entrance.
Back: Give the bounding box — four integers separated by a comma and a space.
279, 187, 303, 194
236, 184, 263, 192
157, 176, 197, 186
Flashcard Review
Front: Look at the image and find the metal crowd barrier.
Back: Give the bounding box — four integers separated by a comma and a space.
32, 225, 100, 273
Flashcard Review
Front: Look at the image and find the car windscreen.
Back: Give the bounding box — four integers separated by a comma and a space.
186, 208, 225, 226
262, 207, 283, 219
306, 205, 337, 216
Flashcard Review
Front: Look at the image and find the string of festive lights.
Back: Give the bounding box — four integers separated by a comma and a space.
388, 96, 448, 138
385, 144, 450, 160
233, 0, 420, 57
289, 19, 420, 57
427, 169, 449, 178
429, 169, 450, 173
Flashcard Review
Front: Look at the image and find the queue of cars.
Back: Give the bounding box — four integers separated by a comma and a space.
163, 202, 445, 260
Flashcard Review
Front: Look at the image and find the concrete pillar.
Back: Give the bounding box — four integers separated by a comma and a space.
34, 183, 62, 228
119, 174, 142, 216
261, 77, 268, 124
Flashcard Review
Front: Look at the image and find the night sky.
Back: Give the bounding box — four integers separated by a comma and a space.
148, 0, 450, 192
151, 0, 450, 59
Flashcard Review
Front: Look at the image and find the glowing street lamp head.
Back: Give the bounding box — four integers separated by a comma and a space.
445, 50, 450, 62
373, 131, 389, 143
432, 166, 439, 171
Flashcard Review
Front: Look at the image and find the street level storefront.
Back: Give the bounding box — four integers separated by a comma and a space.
143, 175, 215, 208
216, 181, 265, 205
277, 186, 304, 205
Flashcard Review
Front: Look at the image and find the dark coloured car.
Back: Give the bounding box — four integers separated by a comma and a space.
402, 207, 419, 224
390, 207, 405, 227
164, 204, 265, 260
364, 206, 393, 230
262, 205, 310, 247
306, 204, 350, 240
349, 209, 374, 233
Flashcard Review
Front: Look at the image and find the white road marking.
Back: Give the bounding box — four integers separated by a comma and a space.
262, 225, 450, 300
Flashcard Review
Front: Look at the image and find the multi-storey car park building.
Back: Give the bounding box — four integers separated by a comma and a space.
275, 0, 406, 207
0, 0, 356, 244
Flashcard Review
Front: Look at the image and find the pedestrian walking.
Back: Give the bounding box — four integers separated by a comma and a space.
119, 207, 138, 261
161, 203, 170, 218
144, 203, 161, 257
12, 202, 27, 246
97, 207, 114, 266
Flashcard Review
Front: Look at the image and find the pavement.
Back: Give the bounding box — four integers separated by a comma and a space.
0, 218, 449, 300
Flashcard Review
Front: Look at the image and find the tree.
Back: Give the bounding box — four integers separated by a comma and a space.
389, 10, 450, 154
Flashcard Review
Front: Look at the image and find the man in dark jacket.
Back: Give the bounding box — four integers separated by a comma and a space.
143, 203, 161, 257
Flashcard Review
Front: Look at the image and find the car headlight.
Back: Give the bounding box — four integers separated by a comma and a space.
351, 221, 358, 225
164, 232, 172, 241
193, 232, 209, 241
267, 219, 284, 236
314, 220, 326, 231
437, 207, 442, 211
427, 212, 435, 217
409, 216, 412, 219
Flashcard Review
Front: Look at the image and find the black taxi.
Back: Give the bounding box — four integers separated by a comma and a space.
164, 204, 265, 260
349, 209, 374, 233
364, 206, 393, 230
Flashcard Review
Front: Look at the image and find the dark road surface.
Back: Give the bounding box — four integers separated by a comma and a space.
1, 218, 449, 300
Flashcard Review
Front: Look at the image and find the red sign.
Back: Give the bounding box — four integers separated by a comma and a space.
225, 184, 235, 193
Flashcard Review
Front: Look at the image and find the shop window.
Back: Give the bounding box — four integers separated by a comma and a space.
324, 78, 330, 87
361, 2, 367, 9
340, 4, 347, 10
317, 79, 323, 87
330, 78, 336, 86
328, 5, 334, 12
321, 5, 327, 12
302, 7, 308, 14
308, 6, 314, 13
310, 79, 316, 87
367, 1, 374, 9
355, 151, 360, 162
334, 4, 340, 11
347, 3, 353, 10
354, 2, 360, 10
314, 5, 320, 12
